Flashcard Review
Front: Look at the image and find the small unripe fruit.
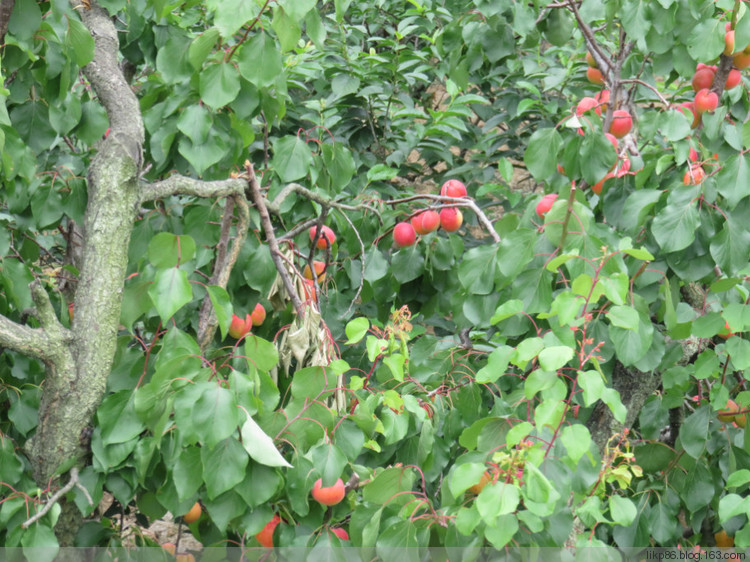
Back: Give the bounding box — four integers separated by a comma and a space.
411, 210, 440, 235
683, 164, 706, 185
609, 109, 633, 138
719, 399, 741, 423
229, 314, 252, 339
331, 528, 349, 541
586, 51, 597, 68
694, 88, 719, 114
440, 179, 467, 198
688, 147, 699, 162
575, 97, 598, 115
303, 261, 326, 283
162, 543, 177, 555
586, 67, 604, 84
691, 67, 715, 92
439, 208, 463, 232
251, 303, 266, 326
535, 193, 558, 218
256, 514, 281, 547
312, 478, 346, 506
309, 225, 336, 250
183, 502, 202, 524
393, 222, 417, 248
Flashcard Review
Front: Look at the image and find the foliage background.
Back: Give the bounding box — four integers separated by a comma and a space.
2, 0, 750, 556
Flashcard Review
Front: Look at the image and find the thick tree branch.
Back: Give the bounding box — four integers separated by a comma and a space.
0, 0, 14, 46
80, 3, 143, 154
139, 175, 247, 203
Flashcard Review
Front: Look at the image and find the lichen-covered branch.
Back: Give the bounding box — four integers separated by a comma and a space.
139, 174, 247, 203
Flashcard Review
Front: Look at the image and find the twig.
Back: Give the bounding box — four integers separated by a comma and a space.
22, 467, 93, 528
244, 162, 304, 314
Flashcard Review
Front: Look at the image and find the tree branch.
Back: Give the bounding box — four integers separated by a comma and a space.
245, 163, 304, 314
139, 175, 247, 203
196, 195, 250, 350
22, 468, 93, 529
266, 182, 379, 217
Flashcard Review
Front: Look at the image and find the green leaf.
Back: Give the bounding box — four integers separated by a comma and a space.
200, 63, 241, 110
484, 514, 519, 549
680, 406, 710, 459
580, 131, 616, 186
243, 335, 279, 373
560, 425, 591, 463
189, 28, 221, 70
710, 209, 750, 274
201, 438, 248, 499
450, 462, 486, 497
607, 305, 640, 330
345, 317, 369, 344
524, 128, 562, 181
240, 412, 292, 468
477, 482, 520, 523
65, 16, 95, 67
659, 109, 691, 141
148, 233, 196, 268
538, 346, 574, 371
173, 447, 202, 501
578, 370, 604, 406
726, 337, 750, 370
147, 268, 193, 323
311, 443, 348, 486
475, 345, 514, 384
490, 299, 524, 324
727, 469, 750, 489
272, 5, 301, 52
609, 495, 637, 526
175, 382, 239, 448
634, 442, 676, 473
391, 245, 425, 283
271, 136, 313, 182
651, 186, 700, 253
237, 32, 283, 89
207, 285, 232, 340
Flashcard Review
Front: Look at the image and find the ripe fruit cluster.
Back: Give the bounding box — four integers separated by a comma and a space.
302, 224, 337, 305
229, 303, 266, 339
392, 179, 468, 248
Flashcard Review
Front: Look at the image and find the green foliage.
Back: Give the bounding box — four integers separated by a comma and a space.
5, 0, 750, 553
